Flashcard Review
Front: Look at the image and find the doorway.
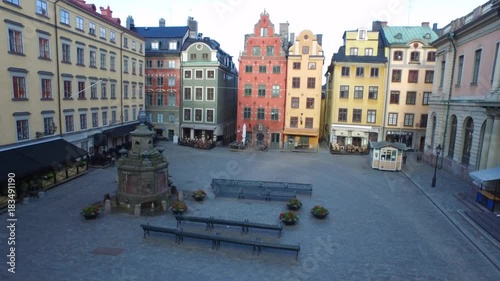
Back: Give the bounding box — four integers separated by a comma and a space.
270, 133, 280, 149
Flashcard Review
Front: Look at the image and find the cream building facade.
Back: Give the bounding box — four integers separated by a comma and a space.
0, 0, 145, 154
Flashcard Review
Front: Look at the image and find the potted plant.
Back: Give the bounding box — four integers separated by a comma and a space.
311, 205, 329, 219
286, 198, 302, 210
191, 189, 207, 201
81, 205, 100, 220
279, 211, 299, 226
170, 200, 188, 215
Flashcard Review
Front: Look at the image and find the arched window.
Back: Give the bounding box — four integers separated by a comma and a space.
431, 113, 437, 148
461, 117, 474, 165
448, 115, 457, 157
477, 120, 487, 169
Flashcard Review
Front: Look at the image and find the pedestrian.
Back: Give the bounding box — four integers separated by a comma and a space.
111, 156, 115, 166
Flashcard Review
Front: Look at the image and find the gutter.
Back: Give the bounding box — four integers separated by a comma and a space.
54, 0, 62, 136
381, 46, 391, 142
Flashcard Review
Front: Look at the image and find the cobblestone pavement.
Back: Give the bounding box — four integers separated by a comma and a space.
1, 142, 499, 281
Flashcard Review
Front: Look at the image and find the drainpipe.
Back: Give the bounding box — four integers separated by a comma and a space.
323, 72, 330, 145
54, 0, 62, 136
120, 30, 125, 125
382, 46, 392, 142
439, 32, 456, 168
179, 53, 184, 139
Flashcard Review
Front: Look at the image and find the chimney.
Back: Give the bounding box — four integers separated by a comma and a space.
159, 18, 165, 27
432, 23, 438, 32
421, 22, 430, 27
381, 21, 388, 27
187, 16, 198, 39
316, 34, 323, 46
99, 6, 112, 18
372, 21, 383, 31
290, 32, 295, 43
126, 15, 134, 30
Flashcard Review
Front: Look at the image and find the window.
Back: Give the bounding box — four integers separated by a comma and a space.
207, 70, 215, 79
139, 85, 143, 99
169, 41, 177, 50
132, 60, 136, 74
404, 114, 414, 126
390, 91, 400, 104
368, 86, 378, 99
338, 109, 347, 122
293, 62, 301, 70
259, 66, 267, 73
307, 78, 316, 89
75, 17, 84, 31
123, 84, 128, 99
92, 112, 98, 127
292, 77, 300, 88
102, 112, 107, 126
43, 117, 55, 135
244, 85, 252, 96
111, 111, 117, 124
406, 92, 416, 105
16, 120, 29, 140
100, 53, 106, 69
65, 115, 74, 132
110, 56, 115, 71
12, 76, 27, 99
145, 93, 153, 105
60, 10, 69, 25
420, 114, 428, 128
80, 114, 87, 129
243, 107, 251, 119
157, 77, 163, 87
305, 118, 313, 129
151, 41, 159, 50
252, 47, 260, 56
439, 60, 446, 88
245, 65, 253, 73
271, 109, 279, 121
472, 49, 482, 84
358, 29, 367, 39
308, 62, 316, 70
168, 112, 175, 123
9, 28, 24, 54
290, 117, 298, 128
306, 98, 314, 109
184, 87, 192, 100
123, 37, 128, 48
195, 88, 203, 101
302, 46, 309, 54
350, 48, 358, 55
341, 67, 350, 76
410, 51, 420, 62
272, 66, 281, 74
352, 109, 362, 123
184, 70, 192, 79
76, 47, 84, 64
100, 27, 106, 39
37, 0, 48, 16
425, 70, 434, 83
101, 83, 107, 98
62, 43, 71, 63
194, 109, 202, 122
90, 82, 97, 99
156, 93, 164, 106
132, 41, 136, 50
257, 108, 265, 120
260, 27, 268, 36
354, 86, 363, 99
183, 108, 192, 121
146, 77, 153, 86
365, 48, 373, 56
392, 69, 401, 82
195, 70, 203, 79
393, 51, 403, 61
190, 54, 196, 60
340, 85, 349, 98
90, 50, 96, 67
448, 115, 457, 157
408, 70, 418, 83
202, 53, 209, 60
356, 67, 364, 77
427, 51, 436, 62
41, 78, 52, 99
388, 113, 398, 126
111, 84, 116, 99
139, 62, 143, 75
422, 92, 430, 105
367, 110, 376, 123
110, 31, 116, 43
63, 80, 71, 99
39, 37, 50, 59
157, 60, 164, 68
167, 60, 175, 69
272, 85, 280, 97
89, 22, 96, 35
291, 97, 299, 108
206, 109, 214, 122
370, 68, 379, 77
258, 85, 266, 97
266, 46, 274, 56
206, 88, 215, 101
456, 55, 464, 86
168, 76, 175, 87
132, 107, 136, 120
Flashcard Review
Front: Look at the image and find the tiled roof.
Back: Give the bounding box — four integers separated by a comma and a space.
132, 26, 189, 38
381, 26, 438, 46
331, 46, 387, 63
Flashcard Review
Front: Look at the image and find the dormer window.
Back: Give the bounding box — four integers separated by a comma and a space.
357, 29, 367, 40
395, 33, 403, 39
424, 33, 431, 39
260, 27, 268, 37
169, 41, 177, 50
151, 41, 159, 50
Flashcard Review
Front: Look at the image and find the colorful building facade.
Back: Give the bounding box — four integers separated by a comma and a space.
283, 30, 324, 150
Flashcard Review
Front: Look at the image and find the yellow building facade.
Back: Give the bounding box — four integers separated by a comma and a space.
284, 30, 324, 150
327, 27, 387, 154
0, 0, 144, 154
380, 24, 438, 151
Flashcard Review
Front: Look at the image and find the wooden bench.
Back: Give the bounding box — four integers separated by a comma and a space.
175, 215, 283, 237
476, 190, 500, 211
212, 179, 312, 195
140, 224, 299, 259
215, 186, 297, 201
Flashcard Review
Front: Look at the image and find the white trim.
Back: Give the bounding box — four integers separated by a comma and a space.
205, 108, 215, 123
183, 108, 192, 122
206, 69, 216, 79
194, 69, 204, 80
194, 87, 203, 101
194, 108, 203, 122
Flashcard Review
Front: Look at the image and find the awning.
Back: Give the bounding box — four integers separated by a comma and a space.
470, 167, 500, 183
0, 139, 88, 182
180, 124, 217, 131
283, 128, 319, 137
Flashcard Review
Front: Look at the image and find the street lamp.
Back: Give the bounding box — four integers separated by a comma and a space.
431, 144, 442, 187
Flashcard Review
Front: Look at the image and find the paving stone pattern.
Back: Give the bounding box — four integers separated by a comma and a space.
0, 142, 499, 281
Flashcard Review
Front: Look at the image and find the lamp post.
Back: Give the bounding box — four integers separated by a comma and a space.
431, 144, 442, 187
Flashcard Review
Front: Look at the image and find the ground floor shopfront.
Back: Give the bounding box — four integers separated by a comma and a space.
283, 128, 319, 150
330, 124, 379, 154
180, 121, 236, 146
385, 128, 426, 152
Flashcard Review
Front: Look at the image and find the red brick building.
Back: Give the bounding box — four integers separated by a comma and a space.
237, 11, 289, 149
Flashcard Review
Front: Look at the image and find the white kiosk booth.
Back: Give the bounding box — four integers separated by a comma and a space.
370, 141, 407, 171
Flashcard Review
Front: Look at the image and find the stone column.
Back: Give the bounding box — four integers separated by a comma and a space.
486, 114, 500, 168
479, 115, 494, 170
190, 128, 194, 139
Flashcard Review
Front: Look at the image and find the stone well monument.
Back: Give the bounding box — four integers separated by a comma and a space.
116, 111, 170, 206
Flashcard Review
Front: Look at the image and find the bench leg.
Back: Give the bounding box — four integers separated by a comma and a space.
143, 229, 149, 239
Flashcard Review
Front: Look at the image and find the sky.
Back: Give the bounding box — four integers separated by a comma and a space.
98, 0, 487, 74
